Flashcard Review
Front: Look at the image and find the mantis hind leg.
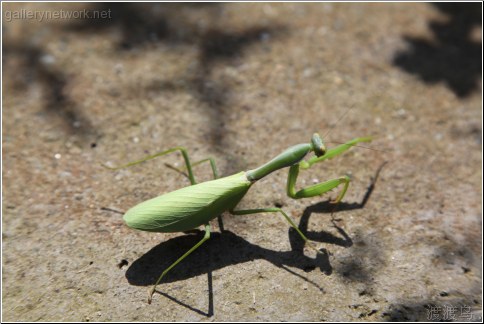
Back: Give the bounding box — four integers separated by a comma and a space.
148, 224, 211, 304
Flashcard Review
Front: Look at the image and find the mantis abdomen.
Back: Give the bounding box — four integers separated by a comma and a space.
123, 171, 252, 233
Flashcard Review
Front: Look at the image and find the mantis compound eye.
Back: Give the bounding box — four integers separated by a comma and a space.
311, 133, 326, 157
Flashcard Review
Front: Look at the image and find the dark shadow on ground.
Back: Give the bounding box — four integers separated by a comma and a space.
393, 3, 482, 98
66, 3, 221, 49
146, 23, 287, 173
289, 162, 388, 294
125, 162, 387, 316
126, 230, 331, 287
67, 2, 288, 173
147, 24, 286, 170
382, 298, 481, 321
289, 161, 387, 252
126, 230, 330, 316
2, 43, 96, 141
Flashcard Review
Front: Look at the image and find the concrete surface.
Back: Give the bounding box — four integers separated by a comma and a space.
2, 2, 482, 321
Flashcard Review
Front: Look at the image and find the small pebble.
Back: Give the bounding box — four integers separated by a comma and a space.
40, 54, 55, 65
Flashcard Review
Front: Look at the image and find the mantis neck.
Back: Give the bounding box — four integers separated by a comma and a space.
246, 143, 312, 182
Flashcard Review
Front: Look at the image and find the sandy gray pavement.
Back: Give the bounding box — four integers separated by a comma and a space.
2, 2, 482, 321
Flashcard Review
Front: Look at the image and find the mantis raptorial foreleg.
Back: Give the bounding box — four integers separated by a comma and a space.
287, 165, 350, 203
287, 137, 372, 203
300, 137, 373, 169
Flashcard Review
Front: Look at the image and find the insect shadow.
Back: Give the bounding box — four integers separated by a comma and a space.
125, 162, 387, 316
289, 161, 388, 256
126, 230, 331, 316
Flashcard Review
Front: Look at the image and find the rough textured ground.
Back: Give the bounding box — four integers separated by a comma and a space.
2, 2, 482, 321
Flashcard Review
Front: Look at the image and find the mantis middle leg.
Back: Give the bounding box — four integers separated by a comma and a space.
230, 208, 322, 254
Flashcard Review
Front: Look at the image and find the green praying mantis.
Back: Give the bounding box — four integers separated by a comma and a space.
103, 133, 372, 303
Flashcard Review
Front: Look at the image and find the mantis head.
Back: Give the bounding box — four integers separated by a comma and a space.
311, 133, 327, 157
